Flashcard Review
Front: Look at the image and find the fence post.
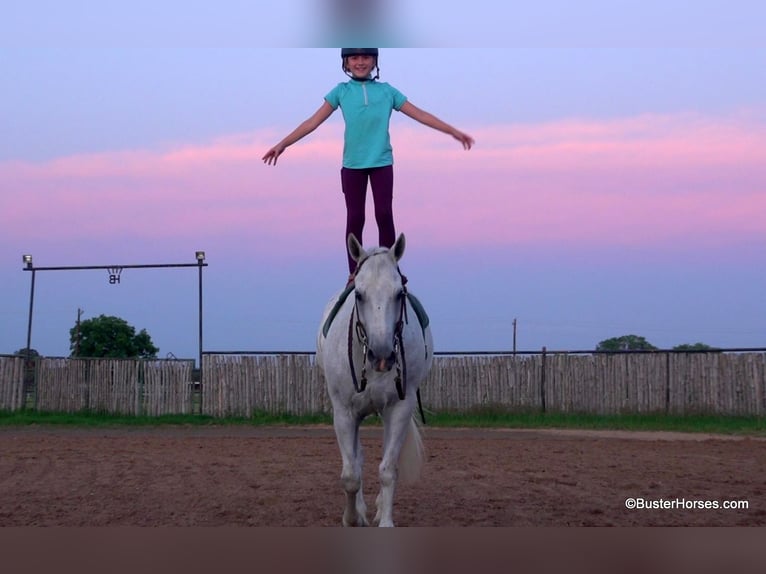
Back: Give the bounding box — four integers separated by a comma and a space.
137, 360, 144, 417
540, 346, 547, 413
665, 352, 671, 415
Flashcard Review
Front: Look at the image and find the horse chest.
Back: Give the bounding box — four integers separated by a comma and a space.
350, 375, 401, 415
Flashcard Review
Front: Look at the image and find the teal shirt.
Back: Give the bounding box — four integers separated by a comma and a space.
325, 80, 408, 169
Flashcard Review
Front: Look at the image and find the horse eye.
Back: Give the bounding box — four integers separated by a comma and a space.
355, 291, 364, 303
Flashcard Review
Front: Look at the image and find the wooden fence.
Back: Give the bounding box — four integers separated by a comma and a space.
0, 356, 194, 415
0, 355, 25, 411
423, 352, 766, 416
200, 351, 766, 417
2, 352, 765, 417
201, 354, 328, 417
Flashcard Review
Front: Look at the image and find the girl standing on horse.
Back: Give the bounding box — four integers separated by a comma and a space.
262, 48, 474, 284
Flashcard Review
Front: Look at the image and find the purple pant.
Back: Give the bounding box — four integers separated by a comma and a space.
341, 165, 395, 273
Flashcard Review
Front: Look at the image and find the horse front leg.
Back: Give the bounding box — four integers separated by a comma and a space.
333, 410, 368, 526
374, 402, 413, 527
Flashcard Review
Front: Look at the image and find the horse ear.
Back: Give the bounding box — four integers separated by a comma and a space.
347, 233, 365, 263
392, 233, 406, 261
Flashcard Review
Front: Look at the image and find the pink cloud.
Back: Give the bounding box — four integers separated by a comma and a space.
392, 111, 766, 249
2, 111, 764, 258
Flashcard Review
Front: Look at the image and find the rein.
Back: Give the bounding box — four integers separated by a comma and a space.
393, 279, 409, 401
347, 303, 367, 393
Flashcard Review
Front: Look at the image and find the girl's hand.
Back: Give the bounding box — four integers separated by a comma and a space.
262, 102, 335, 166
262, 146, 284, 165
453, 131, 475, 150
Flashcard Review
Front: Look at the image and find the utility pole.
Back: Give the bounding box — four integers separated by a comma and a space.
75, 308, 83, 356
512, 318, 517, 355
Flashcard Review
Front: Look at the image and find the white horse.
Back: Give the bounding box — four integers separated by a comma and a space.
317, 233, 433, 527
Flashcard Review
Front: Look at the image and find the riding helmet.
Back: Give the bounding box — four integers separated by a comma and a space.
340, 48, 380, 79
341, 48, 379, 57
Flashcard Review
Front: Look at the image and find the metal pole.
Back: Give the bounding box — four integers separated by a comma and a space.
23, 268, 36, 410
25, 269, 36, 360
198, 258, 204, 410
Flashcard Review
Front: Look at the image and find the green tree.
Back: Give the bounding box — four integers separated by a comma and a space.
70, 314, 159, 359
673, 342, 719, 351
13, 348, 40, 357
596, 334, 658, 352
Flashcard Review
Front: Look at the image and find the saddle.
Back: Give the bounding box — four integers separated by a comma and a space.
322, 283, 429, 338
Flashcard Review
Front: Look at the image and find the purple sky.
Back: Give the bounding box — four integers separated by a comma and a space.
2, 9, 765, 360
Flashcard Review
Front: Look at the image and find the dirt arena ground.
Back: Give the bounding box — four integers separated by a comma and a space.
1, 425, 764, 526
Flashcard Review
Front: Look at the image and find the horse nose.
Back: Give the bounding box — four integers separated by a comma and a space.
367, 349, 395, 372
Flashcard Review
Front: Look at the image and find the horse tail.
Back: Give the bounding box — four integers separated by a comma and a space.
398, 416, 425, 485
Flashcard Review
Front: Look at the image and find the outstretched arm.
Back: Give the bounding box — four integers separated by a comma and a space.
400, 101, 474, 150
262, 101, 335, 165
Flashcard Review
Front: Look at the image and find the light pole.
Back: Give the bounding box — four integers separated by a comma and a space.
195, 251, 205, 392
22, 255, 35, 364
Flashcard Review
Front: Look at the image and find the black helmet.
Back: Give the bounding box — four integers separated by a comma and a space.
340, 48, 380, 80
341, 48, 379, 57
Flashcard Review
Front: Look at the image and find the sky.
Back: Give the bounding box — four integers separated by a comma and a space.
2, 2, 765, 361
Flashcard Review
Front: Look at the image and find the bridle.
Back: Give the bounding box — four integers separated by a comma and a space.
347, 277, 409, 400
345, 255, 427, 423
347, 254, 409, 401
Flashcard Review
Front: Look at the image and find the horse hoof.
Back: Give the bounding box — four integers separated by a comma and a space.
342, 514, 369, 527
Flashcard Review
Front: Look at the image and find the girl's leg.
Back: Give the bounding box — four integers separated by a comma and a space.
341, 167, 369, 274
369, 165, 395, 248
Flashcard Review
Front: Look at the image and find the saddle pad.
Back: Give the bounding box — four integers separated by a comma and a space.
406, 292, 429, 332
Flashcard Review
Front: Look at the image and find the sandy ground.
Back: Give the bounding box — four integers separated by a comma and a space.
1, 425, 764, 526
